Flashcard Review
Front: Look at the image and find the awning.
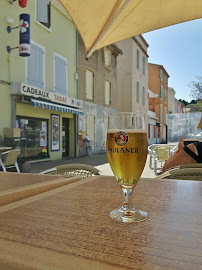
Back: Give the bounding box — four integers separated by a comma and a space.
60, 0, 202, 57
148, 89, 158, 98
30, 98, 83, 115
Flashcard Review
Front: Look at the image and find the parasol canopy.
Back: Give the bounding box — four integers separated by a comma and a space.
60, 0, 202, 57
197, 116, 202, 129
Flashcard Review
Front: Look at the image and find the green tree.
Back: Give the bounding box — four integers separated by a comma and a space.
189, 76, 202, 100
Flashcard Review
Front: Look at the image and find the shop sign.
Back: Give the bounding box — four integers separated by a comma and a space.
20, 83, 83, 109
19, 14, 30, 57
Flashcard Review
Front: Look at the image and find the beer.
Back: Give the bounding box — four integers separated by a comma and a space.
107, 129, 148, 187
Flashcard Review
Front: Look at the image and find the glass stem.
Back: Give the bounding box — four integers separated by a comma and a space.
121, 187, 135, 212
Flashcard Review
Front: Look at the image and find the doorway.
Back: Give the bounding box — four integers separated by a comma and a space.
62, 118, 69, 157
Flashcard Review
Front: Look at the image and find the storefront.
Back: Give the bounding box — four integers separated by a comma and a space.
11, 83, 83, 161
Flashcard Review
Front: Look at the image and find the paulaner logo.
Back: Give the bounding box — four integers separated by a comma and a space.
108, 147, 139, 153
115, 131, 128, 146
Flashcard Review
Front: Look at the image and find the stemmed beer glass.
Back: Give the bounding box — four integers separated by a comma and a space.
106, 112, 148, 222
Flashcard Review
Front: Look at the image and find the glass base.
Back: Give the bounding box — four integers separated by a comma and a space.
110, 208, 148, 223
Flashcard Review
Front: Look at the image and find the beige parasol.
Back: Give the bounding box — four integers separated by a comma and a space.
197, 116, 202, 129
60, 0, 202, 57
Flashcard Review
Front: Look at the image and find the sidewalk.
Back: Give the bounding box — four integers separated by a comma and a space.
29, 153, 156, 178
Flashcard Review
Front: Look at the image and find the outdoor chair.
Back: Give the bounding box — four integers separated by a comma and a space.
0, 150, 20, 173
148, 144, 161, 168
39, 163, 101, 179
153, 146, 176, 175
148, 144, 177, 169
155, 163, 202, 180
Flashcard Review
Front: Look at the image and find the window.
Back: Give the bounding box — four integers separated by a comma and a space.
165, 89, 167, 103
160, 85, 164, 99
16, 117, 49, 160
142, 86, 145, 105
160, 69, 163, 80
54, 53, 67, 95
85, 69, 94, 101
164, 107, 167, 123
27, 42, 44, 88
142, 56, 145, 75
136, 49, 140, 69
36, 0, 51, 29
105, 80, 111, 106
165, 76, 168, 85
104, 48, 112, 69
160, 104, 163, 122
136, 81, 139, 102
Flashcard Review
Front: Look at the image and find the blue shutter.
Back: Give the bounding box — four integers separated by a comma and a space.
37, 0, 48, 23
55, 55, 67, 95
27, 43, 44, 89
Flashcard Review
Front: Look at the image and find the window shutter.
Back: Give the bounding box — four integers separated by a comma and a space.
142, 86, 145, 105
136, 81, 139, 102
27, 43, 44, 89
55, 55, 67, 95
105, 80, 111, 105
86, 69, 94, 100
37, 0, 48, 23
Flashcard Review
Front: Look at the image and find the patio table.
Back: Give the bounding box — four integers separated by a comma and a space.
0, 172, 81, 207
0, 175, 201, 270
0, 147, 12, 152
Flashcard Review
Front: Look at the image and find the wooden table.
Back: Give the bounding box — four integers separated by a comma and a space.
0, 176, 201, 270
0, 146, 12, 152
0, 172, 81, 207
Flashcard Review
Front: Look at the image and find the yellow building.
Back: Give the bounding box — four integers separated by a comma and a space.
0, 0, 82, 161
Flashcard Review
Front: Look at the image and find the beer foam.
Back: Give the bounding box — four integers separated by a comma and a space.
108, 129, 147, 133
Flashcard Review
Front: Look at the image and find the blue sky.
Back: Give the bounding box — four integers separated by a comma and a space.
142, 19, 202, 102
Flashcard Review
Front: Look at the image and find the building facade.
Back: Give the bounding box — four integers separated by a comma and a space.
0, 0, 82, 161
148, 90, 160, 144
116, 35, 149, 129
78, 34, 122, 153
148, 63, 169, 143
168, 87, 176, 114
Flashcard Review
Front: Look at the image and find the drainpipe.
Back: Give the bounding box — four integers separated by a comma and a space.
74, 30, 79, 157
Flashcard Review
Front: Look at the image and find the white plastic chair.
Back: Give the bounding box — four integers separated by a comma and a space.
153, 146, 176, 175
0, 150, 20, 173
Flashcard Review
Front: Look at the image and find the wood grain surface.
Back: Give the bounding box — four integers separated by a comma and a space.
0, 172, 81, 206
0, 176, 201, 270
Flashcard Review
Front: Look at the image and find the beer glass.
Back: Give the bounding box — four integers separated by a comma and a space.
107, 112, 148, 222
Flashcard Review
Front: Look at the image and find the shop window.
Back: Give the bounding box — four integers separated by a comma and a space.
16, 117, 49, 161
54, 53, 67, 95
27, 42, 45, 89
105, 80, 111, 106
36, 0, 51, 29
85, 69, 94, 101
